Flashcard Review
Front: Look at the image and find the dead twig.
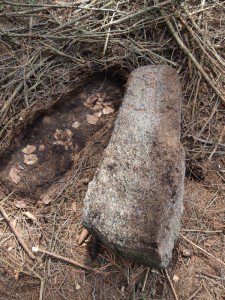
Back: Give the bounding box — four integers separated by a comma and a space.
32, 246, 103, 274
209, 126, 225, 159
0, 7, 48, 16
142, 267, 150, 292
0, 205, 36, 260
92, 0, 172, 32
182, 229, 223, 234
180, 233, 225, 268
77, 228, 90, 245
0, 56, 49, 125
164, 269, 179, 300
1, 0, 88, 8
189, 136, 225, 148
164, 17, 225, 105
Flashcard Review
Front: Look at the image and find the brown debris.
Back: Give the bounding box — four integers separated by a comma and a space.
77, 228, 90, 246
0, 205, 36, 260
32, 246, 103, 274
21, 145, 36, 155
9, 166, 21, 184
86, 114, 99, 125
24, 154, 38, 165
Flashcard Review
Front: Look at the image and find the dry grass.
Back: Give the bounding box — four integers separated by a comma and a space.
0, 1, 224, 299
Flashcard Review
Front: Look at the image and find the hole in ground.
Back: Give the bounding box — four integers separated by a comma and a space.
0, 71, 126, 198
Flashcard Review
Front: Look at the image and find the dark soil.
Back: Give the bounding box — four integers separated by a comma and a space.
0, 75, 124, 198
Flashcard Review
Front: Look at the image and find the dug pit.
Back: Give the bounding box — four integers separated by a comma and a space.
0, 74, 124, 198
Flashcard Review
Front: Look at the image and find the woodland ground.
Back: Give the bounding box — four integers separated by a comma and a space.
0, 1, 224, 299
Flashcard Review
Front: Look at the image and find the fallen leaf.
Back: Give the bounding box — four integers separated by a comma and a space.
54, 129, 61, 140
66, 129, 73, 137
9, 166, 21, 184
72, 121, 80, 129
102, 106, 114, 115
75, 282, 81, 290
172, 274, 179, 283
53, 140, 73, 150
92, 103, 103, 111
39, 144, 45, 151
53, 129, 73, 150
15, 200, 26, 209
94, 110, 102, 118
85, 95, 98, 107
86, 114, 99, 125
22, 145, 36, 155
23, 211, 36, 221
24, 154, 38, 165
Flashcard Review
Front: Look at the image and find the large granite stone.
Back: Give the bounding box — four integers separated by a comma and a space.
83, 65, 185, 268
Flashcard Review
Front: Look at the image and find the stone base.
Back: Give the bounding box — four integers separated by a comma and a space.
83, 65, 185, 268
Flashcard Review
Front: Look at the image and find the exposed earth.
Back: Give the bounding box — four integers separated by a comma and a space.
0, 75, 224, 300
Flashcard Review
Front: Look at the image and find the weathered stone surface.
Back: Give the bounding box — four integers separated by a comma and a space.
83, 65, 185, 268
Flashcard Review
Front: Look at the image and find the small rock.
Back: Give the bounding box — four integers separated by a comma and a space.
83, 66, 185, 268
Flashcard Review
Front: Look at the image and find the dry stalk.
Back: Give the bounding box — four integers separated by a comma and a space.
164, 17, 225, 105
77, 228, 90, 245
32, 247, 103, 274
164, 269, 179, 300
0, 205, 36, 260
180, 233, 225, 268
